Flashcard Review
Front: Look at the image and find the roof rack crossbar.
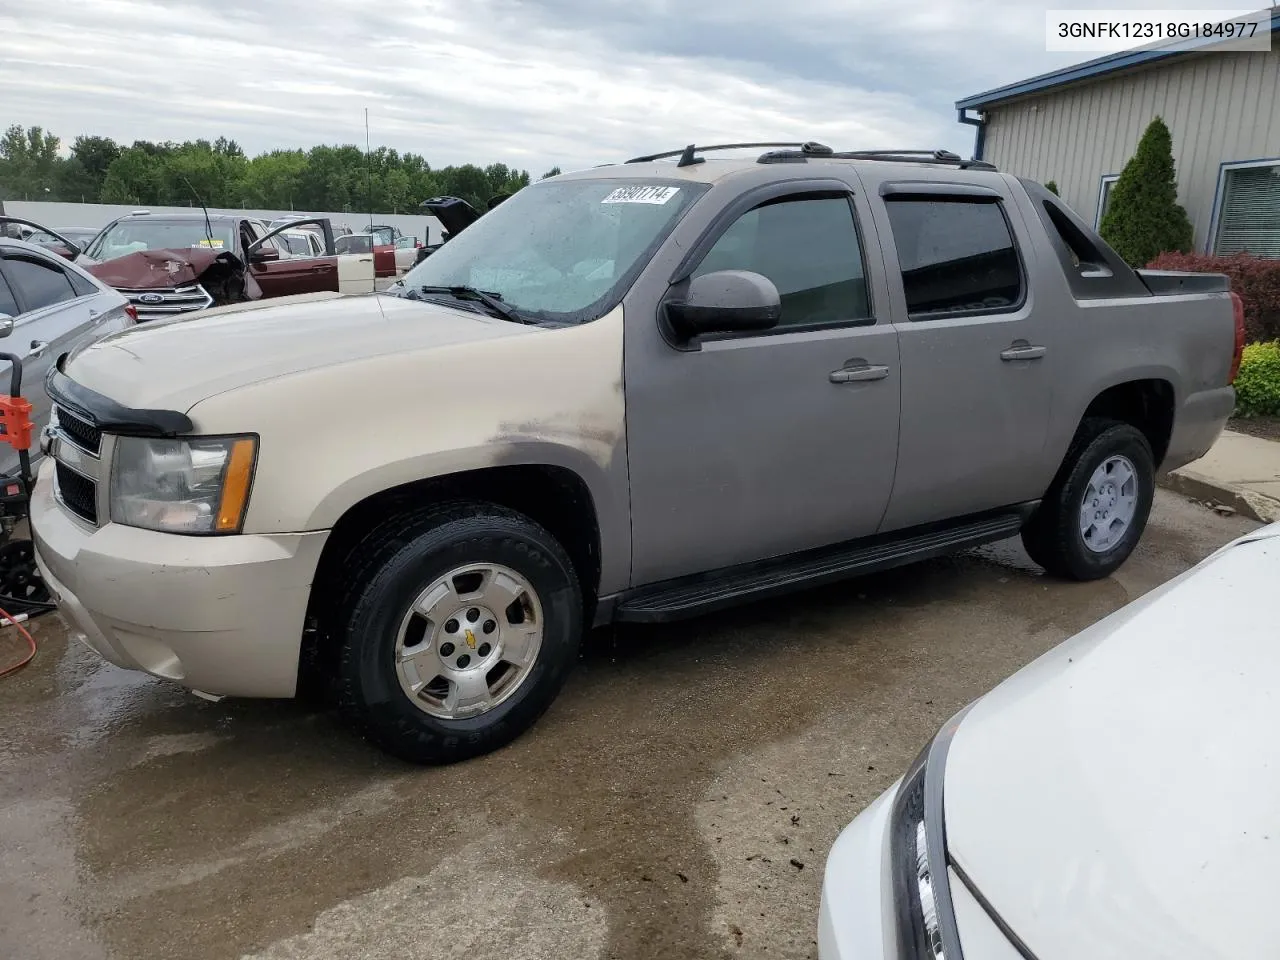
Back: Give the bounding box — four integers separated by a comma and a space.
627, 143, 998, 172
757, 147, 997, 171
626, 142, 819, 165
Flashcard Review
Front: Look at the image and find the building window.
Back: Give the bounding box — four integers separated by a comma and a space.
1213, 160, 1280, 259
1095, 174, 1120, 229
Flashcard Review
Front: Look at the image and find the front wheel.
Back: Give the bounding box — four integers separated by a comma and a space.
1021, 419, 1155, 581
335, 503, 582, 764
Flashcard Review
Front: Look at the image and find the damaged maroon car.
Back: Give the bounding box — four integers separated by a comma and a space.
68, 212, 342, 320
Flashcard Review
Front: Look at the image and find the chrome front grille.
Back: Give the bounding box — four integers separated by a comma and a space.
123, 284, 214, 321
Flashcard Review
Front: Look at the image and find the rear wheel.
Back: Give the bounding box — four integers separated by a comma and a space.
335, 502, 582, 764
1021, 419, 1155, 580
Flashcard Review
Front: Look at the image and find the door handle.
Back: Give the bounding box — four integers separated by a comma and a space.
830, 364, 890, 384
1000, 343, 1046, 361
29, 339, 48, 358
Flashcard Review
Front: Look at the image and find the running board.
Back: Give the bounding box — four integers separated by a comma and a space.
613, 507, 1033, 624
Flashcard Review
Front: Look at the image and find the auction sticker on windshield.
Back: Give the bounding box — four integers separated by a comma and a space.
601, 185, 680, 205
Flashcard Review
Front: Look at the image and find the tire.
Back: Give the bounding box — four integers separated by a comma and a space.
335, 501, 582, 764
1021, 418, 1155, 581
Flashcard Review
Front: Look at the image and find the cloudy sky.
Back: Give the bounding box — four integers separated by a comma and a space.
0, 0, 1237, 173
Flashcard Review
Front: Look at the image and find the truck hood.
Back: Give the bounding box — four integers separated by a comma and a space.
943, 524, 1280, 960
63, 292, 534, 412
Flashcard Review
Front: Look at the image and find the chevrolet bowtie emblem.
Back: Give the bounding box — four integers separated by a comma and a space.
464, 629, 477, 649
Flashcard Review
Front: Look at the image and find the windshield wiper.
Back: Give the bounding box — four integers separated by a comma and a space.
415, 285, 532, 325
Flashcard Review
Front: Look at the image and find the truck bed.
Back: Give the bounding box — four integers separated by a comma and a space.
1136, 270, 1231, 297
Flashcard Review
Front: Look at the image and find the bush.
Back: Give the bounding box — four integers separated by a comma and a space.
1044, 180, 1060, 196
1146, 251, 1280, 343
1100, 117, 1194, 267
1233, 342, 1280, 417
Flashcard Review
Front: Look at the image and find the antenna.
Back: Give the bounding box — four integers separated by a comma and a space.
180, 175, 216, 250
365, 107, 375, 238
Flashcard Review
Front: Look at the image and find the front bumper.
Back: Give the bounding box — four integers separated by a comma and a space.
819, 787, 899, 960
818, 780, 1025, 960
30, 459, 328, 698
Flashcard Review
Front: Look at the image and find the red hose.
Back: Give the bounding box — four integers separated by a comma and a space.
0, 603, 36, 677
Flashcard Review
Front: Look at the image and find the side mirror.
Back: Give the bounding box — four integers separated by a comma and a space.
666, 270, 781, 337
0, 316, 13, 338
249, 245, 280, 263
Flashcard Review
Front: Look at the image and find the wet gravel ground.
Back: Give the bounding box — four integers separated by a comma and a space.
0, 491, 1259, 960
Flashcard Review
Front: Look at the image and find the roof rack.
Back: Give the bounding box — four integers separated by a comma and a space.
757, 147, 998, 171
626, 142, 997, 171
626, 142, 826, 167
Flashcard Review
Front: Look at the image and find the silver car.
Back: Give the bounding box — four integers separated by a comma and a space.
0, 237, 135, 476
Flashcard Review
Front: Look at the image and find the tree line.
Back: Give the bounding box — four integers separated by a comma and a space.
0, 124, 562, 215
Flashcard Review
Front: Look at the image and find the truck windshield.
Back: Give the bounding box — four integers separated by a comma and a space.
85, 220, 237, 261
399, 178, 708, 325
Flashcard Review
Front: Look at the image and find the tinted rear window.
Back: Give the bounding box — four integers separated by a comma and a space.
885, 199, 1022, 319
0, 269, 17, 317
3, 255, 77, 311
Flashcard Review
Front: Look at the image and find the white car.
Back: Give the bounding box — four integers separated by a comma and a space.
279, 229, 325, 258
819, 521, 1280, 960
0, 236, 135, 475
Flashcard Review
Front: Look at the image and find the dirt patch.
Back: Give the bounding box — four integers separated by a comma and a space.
1228, 416, 1280, 443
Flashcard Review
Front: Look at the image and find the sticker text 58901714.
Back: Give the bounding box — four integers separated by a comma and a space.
601, 185, 681, 205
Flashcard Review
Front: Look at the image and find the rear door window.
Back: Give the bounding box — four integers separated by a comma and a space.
884, 199, 1023, 319
2, 254, 78, 311
0, 269, 19, 317
68, 269, 98, 298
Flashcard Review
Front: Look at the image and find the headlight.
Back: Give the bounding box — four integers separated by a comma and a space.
110, 435, 257, 534
890, 706, 973, 960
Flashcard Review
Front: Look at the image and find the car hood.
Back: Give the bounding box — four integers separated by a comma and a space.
82, 247, 237, 289
63, 292, 535, 412
943, 524, 1280, 960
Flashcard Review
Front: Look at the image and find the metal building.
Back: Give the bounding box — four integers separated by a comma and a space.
956, 12, 1280, 257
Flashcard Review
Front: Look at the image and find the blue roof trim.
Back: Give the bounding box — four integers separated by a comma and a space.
956, 11, 1279, 109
